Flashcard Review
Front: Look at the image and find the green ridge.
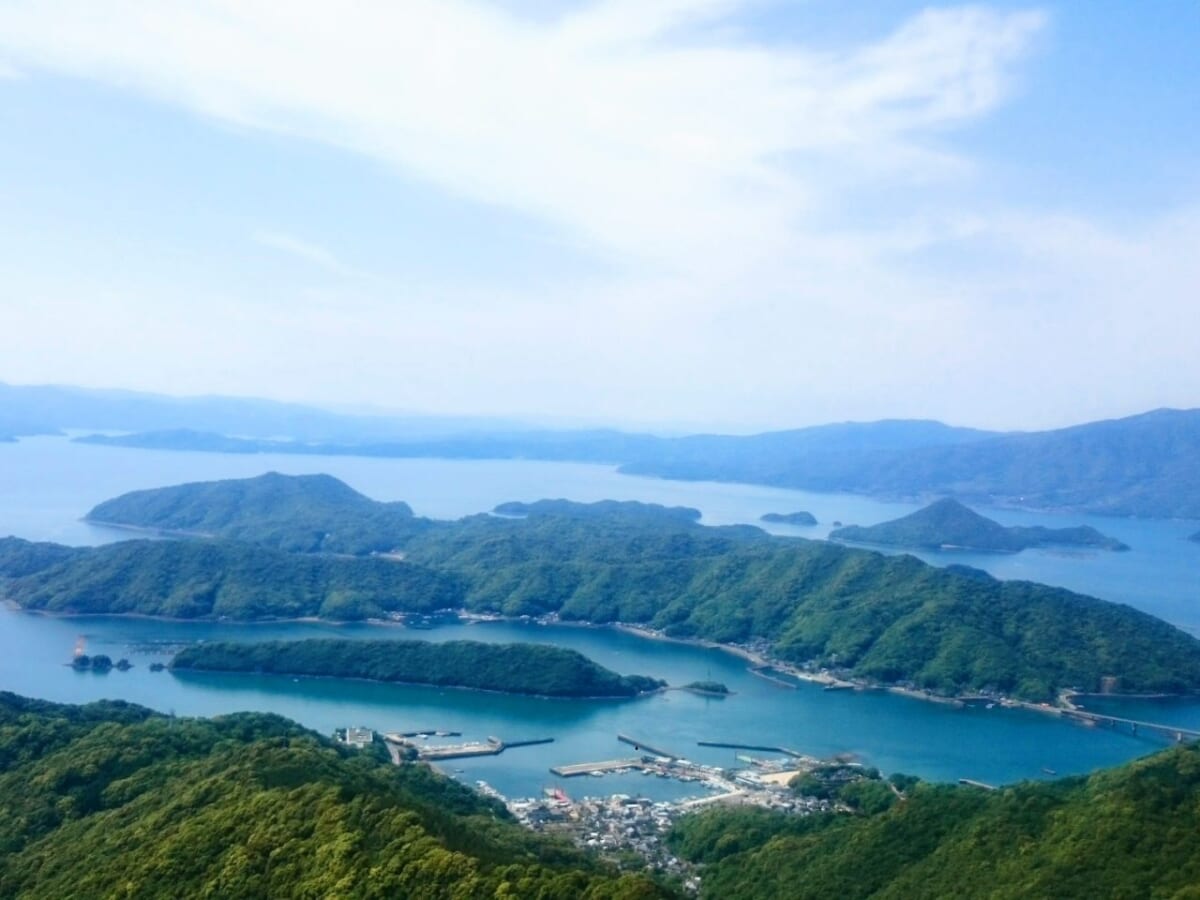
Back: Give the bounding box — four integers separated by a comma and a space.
668, 742, 1200, 899
0, 692, 668, 898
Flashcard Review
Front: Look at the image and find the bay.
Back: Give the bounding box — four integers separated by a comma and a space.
1, 434, 1198, 799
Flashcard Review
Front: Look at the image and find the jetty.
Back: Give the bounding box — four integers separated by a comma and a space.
959, 779, 997, 791
747, 666, 797, 689
697, 741, 807, 759
617, 733, 679, 759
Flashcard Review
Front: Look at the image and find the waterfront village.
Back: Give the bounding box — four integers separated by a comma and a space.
337, 725, 848, 888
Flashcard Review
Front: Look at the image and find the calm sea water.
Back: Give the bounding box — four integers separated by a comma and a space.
0, 435, 1198, 798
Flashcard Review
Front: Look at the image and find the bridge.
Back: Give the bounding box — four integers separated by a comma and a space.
1061, 709, 1200, 743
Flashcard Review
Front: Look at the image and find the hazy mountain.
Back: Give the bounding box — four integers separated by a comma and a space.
0, 381, 529, 441
624, 408, 1200, 519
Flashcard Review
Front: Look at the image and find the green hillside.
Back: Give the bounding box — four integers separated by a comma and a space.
10, 477, 1200, 700
0, 537, 460, 620
86, 471, 430, 554
0, 692, 666, 898
668, 742, 1200, 899
830, 498, 1129, 552
172, 639, 665, 698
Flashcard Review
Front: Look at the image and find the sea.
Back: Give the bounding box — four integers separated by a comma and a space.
1, 434, 1197, 800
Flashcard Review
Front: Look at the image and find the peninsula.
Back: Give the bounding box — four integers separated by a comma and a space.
829, 498, 1129, 552
170, 639, 666, 698
0, 536, 459, 620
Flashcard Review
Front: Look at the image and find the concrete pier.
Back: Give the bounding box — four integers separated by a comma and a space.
617, 733, 678, 759
550, 758, 645, 777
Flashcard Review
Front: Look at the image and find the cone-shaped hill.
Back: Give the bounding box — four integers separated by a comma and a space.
830, 498, 1128, 552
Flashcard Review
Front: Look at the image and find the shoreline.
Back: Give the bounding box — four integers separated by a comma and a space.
5, 602, 1193, 712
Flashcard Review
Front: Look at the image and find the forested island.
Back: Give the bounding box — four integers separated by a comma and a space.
8, 474, 1200, 701
669, 741, 1200, 899
171, 639, 666, 698
682, 681, 730, 696
829, 498, 1129, 552
0, 692, 665, 898
760, 512, 817, 526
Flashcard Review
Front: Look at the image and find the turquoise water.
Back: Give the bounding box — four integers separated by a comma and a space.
0, 435, 1198, 799
0, 608, 1188, 800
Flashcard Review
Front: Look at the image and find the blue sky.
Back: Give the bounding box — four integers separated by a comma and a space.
0, 1, 1197, 431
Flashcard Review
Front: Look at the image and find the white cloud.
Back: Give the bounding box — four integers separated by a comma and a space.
0, 0, 1044, 275
3, 1, 1195, 431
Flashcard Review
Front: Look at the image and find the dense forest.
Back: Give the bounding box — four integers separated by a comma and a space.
830, 498, 1129, 552
172, 639, 666, 698
668, 741, 1200, 899
8, 481, 1200, 701
0, 536, 460, 619
0, 692, 668, 898
760, 511, 817, 526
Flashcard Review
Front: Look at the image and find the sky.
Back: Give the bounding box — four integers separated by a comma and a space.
0, 0, 1197, 433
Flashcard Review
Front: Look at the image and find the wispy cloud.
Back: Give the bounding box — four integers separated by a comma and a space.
251, 230, 358, 277
0, 1, 1044, 275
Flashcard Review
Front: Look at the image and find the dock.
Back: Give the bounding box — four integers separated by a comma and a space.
550, 757, 645, 777
385, 733, 554, 762
617, 733, 679, 759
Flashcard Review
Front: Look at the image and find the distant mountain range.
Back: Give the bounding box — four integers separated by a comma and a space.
0, 381, 529, 442
830, 499, 1129, 553
3, 382, 1199, 519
